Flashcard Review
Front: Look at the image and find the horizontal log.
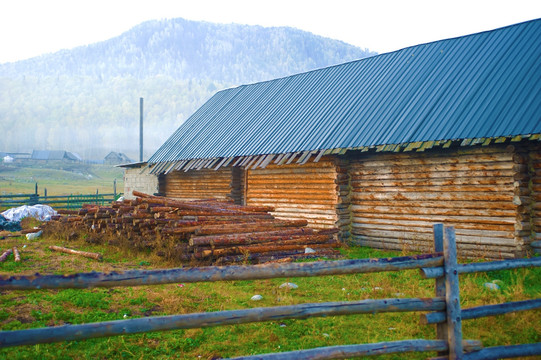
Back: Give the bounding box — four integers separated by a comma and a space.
248, 197, 337, 205
0, 297, 444, 348
350, 229, 515, 246
271, 211, 337, 221
198, 242, 340, 258
352, 220, 516, 236
352, 184, 514, 194
353, 199, 516, 210
192, 234, 331, 248
350, 169, 515, 181
247, 177, 336, 185
48, 246, 103, 261
352, 192, 513, 202
352, 152, 513, 168
247, 189, 337, 197
246, 202, 337, 212
230, 340, 483, 360
350, 234, 517, 252
249, 166, 335, 177
190, 228, 315, 246
350, 162, 514, 177
247, 193, 337, 201
462, 343, 541, 360
421, 298, 541, 324
420, 257, 541, 278
195, 220, 309, 236
351, 212, 515, 226
350, 238, 516, 259
56, 209, 80, 215
352, 217, 514, 232
160, 226, 201, 235
350, 205, 515, 218
0, 253, 443, 290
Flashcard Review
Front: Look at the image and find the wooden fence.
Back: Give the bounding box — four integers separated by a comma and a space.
0, 224, 540, 359
0, 183, 120, 210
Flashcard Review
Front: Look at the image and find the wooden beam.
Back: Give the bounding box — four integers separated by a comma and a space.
421, 298, 541, 325
0, 253, 443, 290
420, 257, 541, 279
0, 298, 445, 348
229, 340, 483, 360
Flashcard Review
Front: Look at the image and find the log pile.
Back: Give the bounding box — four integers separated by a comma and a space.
48, 191, 341, 264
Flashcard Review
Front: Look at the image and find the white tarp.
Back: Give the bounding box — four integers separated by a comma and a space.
1, 204, 57, 222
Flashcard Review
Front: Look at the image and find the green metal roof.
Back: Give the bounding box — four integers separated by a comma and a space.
148, 19, 541, 173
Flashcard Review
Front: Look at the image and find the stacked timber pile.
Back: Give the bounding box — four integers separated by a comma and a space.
48, 191, 341, 264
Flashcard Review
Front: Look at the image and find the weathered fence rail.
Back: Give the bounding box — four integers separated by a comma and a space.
0, 224, 540, 360
0, 192, 120, 209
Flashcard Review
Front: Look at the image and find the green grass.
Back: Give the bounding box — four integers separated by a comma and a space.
0, 162, 123, 196
0, 232, 539, 359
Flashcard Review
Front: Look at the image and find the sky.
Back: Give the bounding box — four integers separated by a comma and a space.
0, 0, 540, 64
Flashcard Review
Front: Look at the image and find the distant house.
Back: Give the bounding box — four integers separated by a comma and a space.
31, 150, 80, 162
104, 152, 132, 165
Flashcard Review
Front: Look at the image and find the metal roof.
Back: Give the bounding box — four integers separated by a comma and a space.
148, 19, 541, 172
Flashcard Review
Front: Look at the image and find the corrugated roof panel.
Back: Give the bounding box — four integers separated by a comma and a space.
148, 19, 541, 166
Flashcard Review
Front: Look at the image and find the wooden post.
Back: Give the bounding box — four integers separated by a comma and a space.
433, 223, 448, 356
113, 179, 117, 199
444, 226, 463, 359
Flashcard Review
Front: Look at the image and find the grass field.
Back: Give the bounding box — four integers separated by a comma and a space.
0, 161, 123, 196
0, 225, 539, 359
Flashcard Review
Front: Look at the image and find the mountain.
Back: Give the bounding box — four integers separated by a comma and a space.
0, 18, 375, 159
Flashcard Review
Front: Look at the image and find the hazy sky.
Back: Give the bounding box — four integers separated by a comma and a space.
1, 0, 540, 64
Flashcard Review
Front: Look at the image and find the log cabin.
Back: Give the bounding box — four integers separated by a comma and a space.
123, 19, 541, 258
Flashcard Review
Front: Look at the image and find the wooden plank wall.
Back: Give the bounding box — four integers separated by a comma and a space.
348, 146, 527, 258
160, 168, 234, 202
246, 159, 339, 229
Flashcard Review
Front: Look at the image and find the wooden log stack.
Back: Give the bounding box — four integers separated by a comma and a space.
49, 191, 341, 264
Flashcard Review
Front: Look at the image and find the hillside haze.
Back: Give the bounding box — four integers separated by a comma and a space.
0, 18, 375, 160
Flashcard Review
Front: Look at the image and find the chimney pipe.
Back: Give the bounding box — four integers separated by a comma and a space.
139, 97, 143, 162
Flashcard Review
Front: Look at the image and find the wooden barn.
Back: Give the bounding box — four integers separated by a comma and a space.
124, 19, 541, 258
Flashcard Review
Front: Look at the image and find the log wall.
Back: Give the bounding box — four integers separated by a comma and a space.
160, 168, 234, 202
531, 145, 541, 247
246, 159, 339, 229
347, 146, 527, 258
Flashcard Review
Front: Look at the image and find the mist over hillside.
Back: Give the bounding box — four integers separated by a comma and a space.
0, 18, 375, 160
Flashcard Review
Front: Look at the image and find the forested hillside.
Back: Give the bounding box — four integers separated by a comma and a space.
0, 18, 374, 160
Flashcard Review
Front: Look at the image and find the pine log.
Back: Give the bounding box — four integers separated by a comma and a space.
0, 249, 12, 262
56, 209, 79, 215
198, 241, 341, 258
13, 247, 20, 262
190, 228, 314, 246
161, 226, 201, 235
48, 246, 103, 261
195, 220, 308, 236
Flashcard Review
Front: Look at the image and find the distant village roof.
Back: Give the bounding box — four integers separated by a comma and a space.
31, 150, 80, 161
148, 19, 541, 174
105, 151, 133, 164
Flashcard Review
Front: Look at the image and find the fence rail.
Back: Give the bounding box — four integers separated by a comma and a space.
0, 191, 120, 210
0, 224, 540, 360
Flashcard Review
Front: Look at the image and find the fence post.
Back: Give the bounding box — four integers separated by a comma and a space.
29, 183, 39, 205
113, 179, 117, 199
444, 226, 463, 359
433, 223, 448, 356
